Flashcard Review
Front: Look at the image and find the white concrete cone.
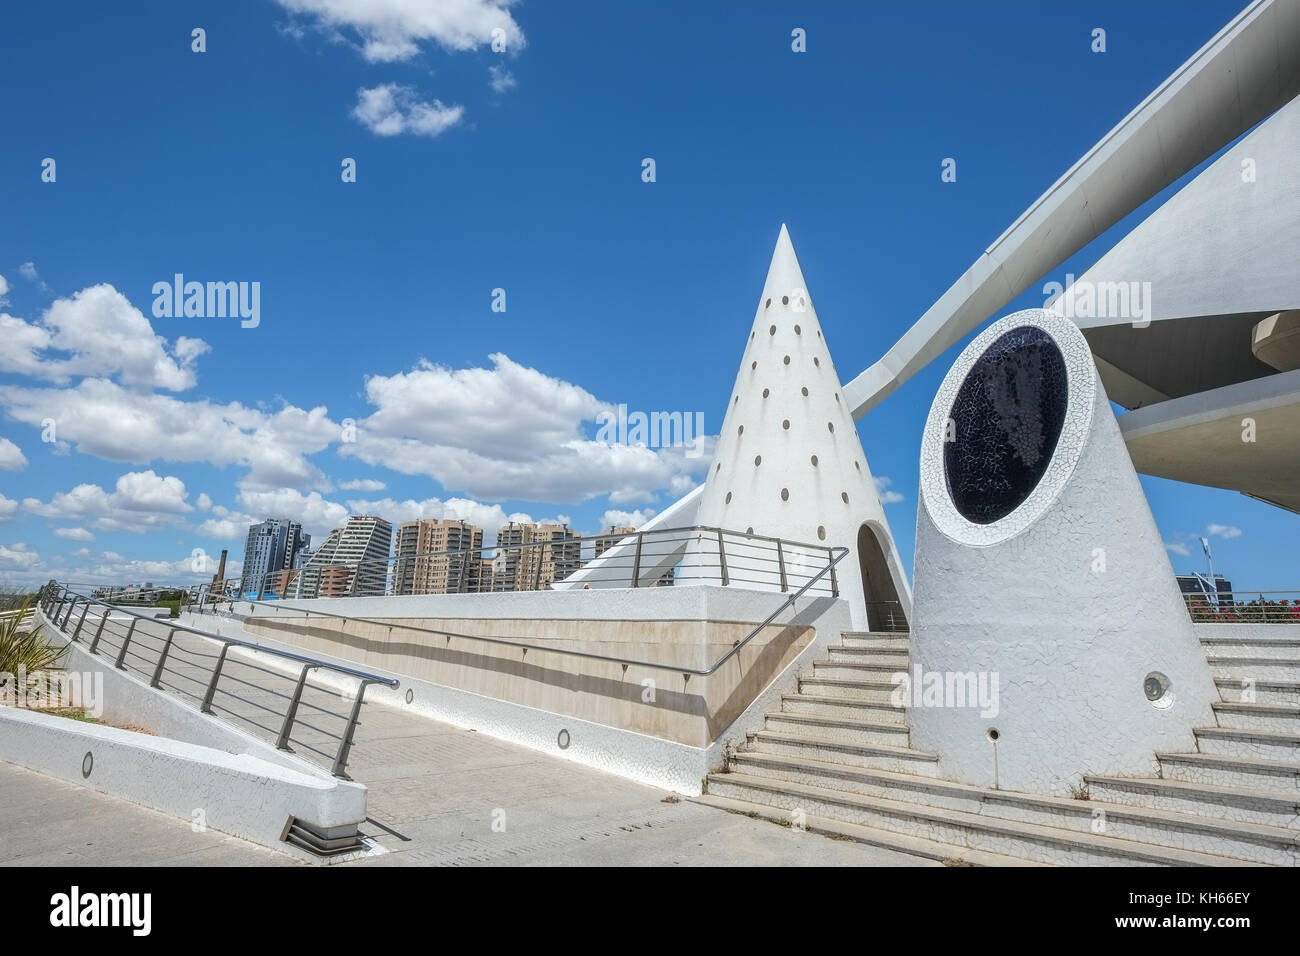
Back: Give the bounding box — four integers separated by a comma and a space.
684, 225, 912, 630
909, 309, 1219, 795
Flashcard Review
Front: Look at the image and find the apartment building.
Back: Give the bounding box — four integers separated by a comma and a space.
394, 518, 485, 594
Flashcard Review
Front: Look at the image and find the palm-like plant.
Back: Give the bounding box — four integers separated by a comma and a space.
0, 597, 68, 681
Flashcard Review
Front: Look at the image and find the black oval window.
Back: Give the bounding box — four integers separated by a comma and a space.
944, 326, 1068, 524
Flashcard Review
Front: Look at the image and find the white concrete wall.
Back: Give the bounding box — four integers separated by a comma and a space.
185, 587, 855, 794
909, 310, 1220, 795
0, 706, 365, 861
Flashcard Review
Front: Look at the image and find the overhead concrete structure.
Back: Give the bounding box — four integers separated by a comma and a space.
909, 310, 1219, 793
842, 0, 1300, 418
687, 225, 911, 630
1046, 92, 1300, 512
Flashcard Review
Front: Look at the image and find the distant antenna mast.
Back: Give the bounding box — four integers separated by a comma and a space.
1200, 536, 1216, 607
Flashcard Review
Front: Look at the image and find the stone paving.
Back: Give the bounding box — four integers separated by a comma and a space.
2, 605, 935, 867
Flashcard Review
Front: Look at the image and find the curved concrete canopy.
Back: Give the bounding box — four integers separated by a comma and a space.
1119, 367, 1300, 514
843, 0, 1300, 419
1057, 91, 1300, 408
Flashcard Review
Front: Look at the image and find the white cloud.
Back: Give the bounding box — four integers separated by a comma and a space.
599, 508, 654, 530
53, 527, 94, 542
352, 84, 464, 137
1206, 524, 1242, 539
488, 63, 516, 93
18, 262, 38, 282
339, 478, 386, 492
0, 284, 209, 390
341, 353, 710, 504
22, 470, 195, 532
236, 486, 349, 539
874, 476, 905, 505
0, 437, 27, 470
344, 495, 534, 541
0, 274, 8, 304
1165, 541, 1191, 557
276, 0, 526, 63
197, 504, 258, 540
196, 492, 213, 511
0, 377, 338, 491
0, 542, 39, 569
0, 494, 17, 522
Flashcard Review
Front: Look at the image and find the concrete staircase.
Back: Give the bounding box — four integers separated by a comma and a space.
699, 629, 1300, 866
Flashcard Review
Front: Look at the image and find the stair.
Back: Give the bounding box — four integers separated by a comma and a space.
702, 627, 1300, 866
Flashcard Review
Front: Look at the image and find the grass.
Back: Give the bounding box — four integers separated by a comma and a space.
31, 706, 154, 735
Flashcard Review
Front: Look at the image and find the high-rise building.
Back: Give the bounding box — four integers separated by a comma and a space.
293, 529, 340, 600
492, 522, 582, 591
240, 518, 310, 596
537, 524, 582, 588
593, 527, 637, 558
493, 522, 540, 591
394, 518, 484, 594
293, 516, 391, 598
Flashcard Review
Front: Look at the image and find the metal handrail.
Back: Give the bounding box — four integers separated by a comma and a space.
199, 523, 843, 603
39, 583, 399, 778
1182, 590, 1300, 623
222, 545, 851, 678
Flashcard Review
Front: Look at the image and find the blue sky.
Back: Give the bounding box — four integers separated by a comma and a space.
0, 0, 1293, 589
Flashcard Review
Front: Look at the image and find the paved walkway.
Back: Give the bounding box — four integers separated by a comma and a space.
0, 762, 294, 867
7, 604, 935, 867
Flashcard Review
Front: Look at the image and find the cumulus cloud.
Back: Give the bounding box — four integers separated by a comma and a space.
352, 84, 464, 137
0, 494, 17, 522
0, 284, 209, 390
22, 470, 195, 532
0, 437, 27, 470
1206, 524, 1242, 539
197, 503, 258, 540
341, 353, 711, 504
599, 508, 655, 530
1165, 541, 1192, 557
236, 486, 349, 539
0, 274, 8, 304
0, 542, 39, 569
874, 476, 905, 505
339, 478, 386, 492
343, 494, 538, 540
0, 378, 338, 491
18, 262, 38, 282
53, 527, 94, 542
276, 0, 525, 62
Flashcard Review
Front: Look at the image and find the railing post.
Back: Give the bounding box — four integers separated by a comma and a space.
332, 679, 374, 778
458, 548, 470, 593
114, 619, 138, 670
72, 604, 90, 641
776, 540, 789, 592
532, 541, 544, 591
827, 548, 839, 598
716, 530, 730, 586
200, 644, 231, 714
89, 608, 108, 654
631, 533, 644, 588
276, 664, 318, 750
150, 628, 178, 688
